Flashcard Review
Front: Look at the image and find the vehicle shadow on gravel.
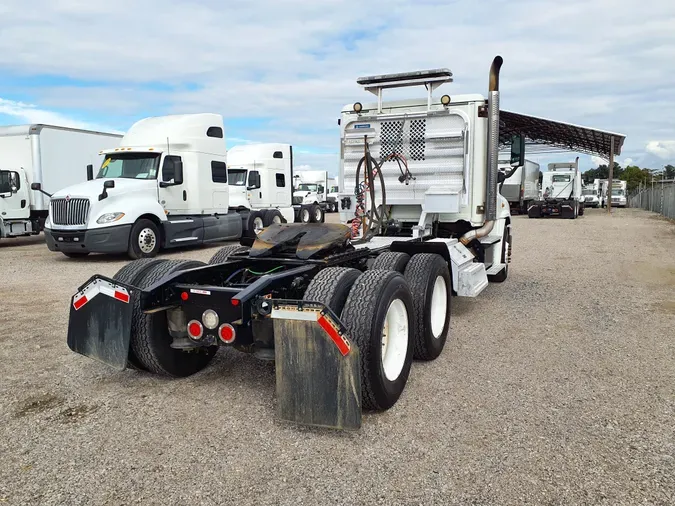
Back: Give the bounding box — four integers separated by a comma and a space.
50, 242, 236, 263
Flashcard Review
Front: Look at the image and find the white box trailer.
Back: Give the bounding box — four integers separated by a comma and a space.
609, 180, 627, 207
499, 159, 540, 214
0, 124, 123, 239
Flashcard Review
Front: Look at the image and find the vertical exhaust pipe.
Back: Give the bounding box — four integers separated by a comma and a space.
460, 56, 503, 246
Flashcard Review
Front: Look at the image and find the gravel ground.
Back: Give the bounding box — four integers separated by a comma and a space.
1, 208, 674, 505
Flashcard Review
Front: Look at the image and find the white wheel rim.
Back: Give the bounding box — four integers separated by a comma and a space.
430, 276, 447, 338
272, 215, 282, 224
314, 208, 322, 221
253, 217, 264, 234
138, 228, 156, 253
301, 209, 310, 222
381, 298, 408, 381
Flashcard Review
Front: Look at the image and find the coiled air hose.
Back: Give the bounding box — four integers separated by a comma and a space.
352, 139, 387, 243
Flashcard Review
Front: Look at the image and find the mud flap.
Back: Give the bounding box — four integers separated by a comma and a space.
66, 276, 135, 370
271, 301, 361, 430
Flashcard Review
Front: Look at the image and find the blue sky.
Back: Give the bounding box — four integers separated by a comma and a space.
1, 0, 674, 175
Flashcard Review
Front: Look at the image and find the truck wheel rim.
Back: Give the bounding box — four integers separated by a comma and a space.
272, 215, 282, 224
430, 276, 447, 338
381, 298, 408, 381
314, 207, 322, 221
254, 217, 264, 234
301, 209, 310, 222
138, 228, 156, 253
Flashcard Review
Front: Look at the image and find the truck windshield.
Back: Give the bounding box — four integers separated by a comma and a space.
297, 184, 318, 191
611, 189, 625, 196
551, 175, 571, 183
228, 169, 247, 186
97, 153, 161, 180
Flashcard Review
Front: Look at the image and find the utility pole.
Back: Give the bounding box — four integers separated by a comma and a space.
607, 135, 615, 214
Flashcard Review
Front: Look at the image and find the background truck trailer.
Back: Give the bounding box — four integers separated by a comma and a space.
0, 124, 123, 240
528, 158, 584, 219
609, 180, 627, 207
499, 159, 540, 214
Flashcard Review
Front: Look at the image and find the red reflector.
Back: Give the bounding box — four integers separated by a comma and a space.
114, 290, 130, 303
73, 296, 88, 310
218, 324, 236, 344
317, 315, 350, 356
187, 320, 203, 339
231, 298, 240, 306
181, 292, 189, 301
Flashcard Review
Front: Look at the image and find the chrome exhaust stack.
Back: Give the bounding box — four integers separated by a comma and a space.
461, 55, 503, 246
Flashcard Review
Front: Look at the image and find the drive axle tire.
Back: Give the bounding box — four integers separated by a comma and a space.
263, 209, 284, 226
113, 258, 167, 370
341, 270, 414, 411
246, 211, 265, 238
130, 259, 217, 377
208, 244, 250, 265
309, 204, 324, 223
128, 218, 161, 259
370, 252, 410, 273
300, 206, 311, 224
302, 267, 361, 315
403, 254, 452, 361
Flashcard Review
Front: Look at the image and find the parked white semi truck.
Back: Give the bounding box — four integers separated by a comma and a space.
326, 177, 339, 212
582, 180, 601, 208
226, 143, 295, 236
292, 169, 328, 223
498, 158, 540, 214
0, 124, 122, 241
609, 180, 627, 207
528, 158, 584, 219
39, 114, 246, 258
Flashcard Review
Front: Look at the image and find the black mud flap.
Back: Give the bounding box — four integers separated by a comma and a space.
271, 300, 361, 430
66, 276, 135, 370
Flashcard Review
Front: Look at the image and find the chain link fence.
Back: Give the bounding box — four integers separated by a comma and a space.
628, 181, 675, 219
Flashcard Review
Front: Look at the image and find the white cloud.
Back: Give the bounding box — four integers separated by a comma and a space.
645, 141, 675, 160
0, 97, 123, 133
0, 0, 673, 167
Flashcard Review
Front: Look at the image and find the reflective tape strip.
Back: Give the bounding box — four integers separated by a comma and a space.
317, 315, 351, 356
72, 279, 130, 310
270, 308, 319, 321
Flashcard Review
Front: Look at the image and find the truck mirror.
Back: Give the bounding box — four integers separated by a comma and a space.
173, 160, 184, 185
31, 182, 41, 191
510, 134, 525, 167
103, 180, 115, 189
86, 164, 94, 181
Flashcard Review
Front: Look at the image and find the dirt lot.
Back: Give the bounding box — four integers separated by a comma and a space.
1, 208, 674, 505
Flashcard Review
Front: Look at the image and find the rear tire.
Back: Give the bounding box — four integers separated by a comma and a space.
263, 209, 284, 226
309, 204, 323, 223
300, 206, 311, 224
112, 258, 167, 370
208, 244, 250, 265
341, 270, 414, 411
130, 259, 217, 377
128, 219, 160, 259
403, 254, 451, 361
302, 267, 361, 316
370, 252, 410, 273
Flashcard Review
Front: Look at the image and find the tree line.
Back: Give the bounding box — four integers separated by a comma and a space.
582, 164, 675, 192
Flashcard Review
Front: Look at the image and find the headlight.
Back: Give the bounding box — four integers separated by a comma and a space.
96, 212, 125, 224
44, 215, 51, 228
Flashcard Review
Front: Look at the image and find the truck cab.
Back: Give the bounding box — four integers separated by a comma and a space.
0, 168, 32, 237
609, 181, 627, 207
43, 113, 242, 258
326, 178, 339, 212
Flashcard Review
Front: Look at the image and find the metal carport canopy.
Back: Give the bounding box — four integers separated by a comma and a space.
499, 110, 626, 159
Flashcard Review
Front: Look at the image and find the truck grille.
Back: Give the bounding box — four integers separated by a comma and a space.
50, 198, 90, 226
292, 196, 303, 205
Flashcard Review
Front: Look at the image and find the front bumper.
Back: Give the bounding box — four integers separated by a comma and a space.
45, 224, 132, 254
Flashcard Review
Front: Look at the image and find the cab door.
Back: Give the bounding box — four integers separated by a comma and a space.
247, 169, 264, 209
158, 155, 188, 213
0, 169, 30, 221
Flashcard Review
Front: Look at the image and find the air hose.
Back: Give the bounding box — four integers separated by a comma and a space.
352, 139, 387, 243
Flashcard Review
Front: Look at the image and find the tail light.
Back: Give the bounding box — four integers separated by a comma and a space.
218, 323, 236, 344
187, 320, 203, 340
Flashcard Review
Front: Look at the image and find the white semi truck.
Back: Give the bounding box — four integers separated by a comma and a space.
326, 177, 339, 212
528, 158, 584, 219
582, 180, 601, 208
226, 143, 295, 236
0, 124, 123, 241
292, 169, 329, 222
609, 180, 627, 207
39, 114, 247, 258
498, 158, 540, 214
